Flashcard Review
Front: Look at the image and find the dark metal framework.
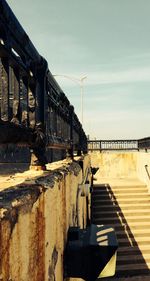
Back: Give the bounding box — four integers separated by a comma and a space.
0, 0, 87, 166
138, 137, 150, 151
88, 138, 150, 152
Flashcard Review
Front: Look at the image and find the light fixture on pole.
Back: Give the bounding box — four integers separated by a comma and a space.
80, 76, 87, 125
53, 74, 87, 125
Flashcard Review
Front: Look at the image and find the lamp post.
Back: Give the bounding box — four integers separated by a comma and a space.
53, 74, 87, 125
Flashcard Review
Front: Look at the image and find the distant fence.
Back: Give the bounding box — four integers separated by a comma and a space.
0, 0, 87, 166
88, 138, 150, 152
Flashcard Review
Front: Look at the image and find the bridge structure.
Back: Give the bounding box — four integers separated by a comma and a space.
1, 1, 150, 281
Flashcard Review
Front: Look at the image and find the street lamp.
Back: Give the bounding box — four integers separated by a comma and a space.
53, 74, 87, 125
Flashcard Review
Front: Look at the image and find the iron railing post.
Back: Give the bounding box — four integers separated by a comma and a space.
99, 141, 102, 152
30, 58, 48, 169
66, 105, 74, 159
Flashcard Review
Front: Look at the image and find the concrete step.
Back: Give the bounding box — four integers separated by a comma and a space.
117, 254, 150, 264
93, 184, 147, 189
92, 204, 150, 210
93, 189, 149, 197
92, 215, 150, 222
93, 198, 150, 203
118, 245, 150, 254
117, 236, 150, 246
92, 201, 150, 208
103, 276, 150, 281
92, 188, 146, 193
93, 188, 148, 194
93, 194, 149, 199
92, 210, 150, 217
116, 262, 150, 274
117, 229, 150, 238
92, 221, 150, 230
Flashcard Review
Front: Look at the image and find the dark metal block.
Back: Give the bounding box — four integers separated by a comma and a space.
64, 224, 118, 281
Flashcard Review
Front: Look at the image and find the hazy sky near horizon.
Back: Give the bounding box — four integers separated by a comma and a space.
7, 0, 150, 139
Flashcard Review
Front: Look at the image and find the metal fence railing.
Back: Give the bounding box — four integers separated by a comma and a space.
0, 0, 87, 167
88, 138, 150, 152
88, 140, 138, 151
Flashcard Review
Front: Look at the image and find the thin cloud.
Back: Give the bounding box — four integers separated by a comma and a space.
84, 67, 150, 85
54, 66, 150, 88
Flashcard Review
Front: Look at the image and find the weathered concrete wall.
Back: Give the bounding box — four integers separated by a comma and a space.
90, 151, 137, 178
90, 151, 150, 189
0, 155, 91, 281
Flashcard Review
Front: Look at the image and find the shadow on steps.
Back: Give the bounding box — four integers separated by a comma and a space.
91, 183, 150, 280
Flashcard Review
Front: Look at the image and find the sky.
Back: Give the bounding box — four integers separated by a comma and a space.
7, 0, 150, 139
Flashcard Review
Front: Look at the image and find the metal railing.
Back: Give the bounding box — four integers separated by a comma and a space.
88, 138, 150, 152
0, 0, 87, 166
88, 140, 139, 151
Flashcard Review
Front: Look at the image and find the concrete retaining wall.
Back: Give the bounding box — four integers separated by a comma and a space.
90, 151, 150, 189
0, 155, 91, 281
90, 151, 137, 178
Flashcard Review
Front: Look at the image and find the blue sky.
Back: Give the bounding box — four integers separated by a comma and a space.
7, 0, 150, 139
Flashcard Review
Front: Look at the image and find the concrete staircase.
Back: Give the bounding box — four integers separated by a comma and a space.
91, 180, 150, 280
